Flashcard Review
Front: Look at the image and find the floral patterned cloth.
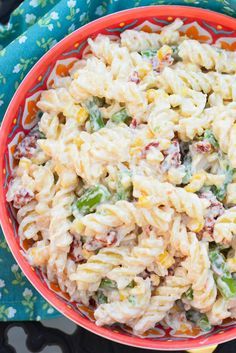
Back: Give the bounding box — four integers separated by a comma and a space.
0, 0, 235, 322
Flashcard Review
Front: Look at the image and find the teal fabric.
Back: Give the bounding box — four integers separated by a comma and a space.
0, 0, 236, 321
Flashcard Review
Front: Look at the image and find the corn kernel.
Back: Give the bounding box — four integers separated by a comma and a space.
131, 138, 143, 148
156, 251, 175, 268
137, 196, 152, 208
71, 219, 84, 234
188, 219, 204, 233
146, 130, 155, 139
227, 258, 236, 272
157, 45, 172, 61
146, 89, 158, 103
73, 136, 83, 148
130, 138, 143, 156
76, 107, 89, 124
184, 173, 206, 193
138, 63, 152, 79
119, 293, 126, 301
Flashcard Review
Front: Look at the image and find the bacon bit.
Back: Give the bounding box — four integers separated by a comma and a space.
130, 118, 138, 128
163, 53, 174, 66
151, 54, 174, 72
168, 256, 187, 276
194, 141, 212, 154
14, 127, 42, 160
129, 70, 140, 84
13, 188, 34, 209
198, 217, 215, 240
84, 230, 118, 251
14, 135, 38, 159
141, 142, 159, 159
167, 268, 175, 276
161, 140, 181, 172
199, 191, 224, 239
140, 269, 151, 279
68, 238, 85, 264
84, 239, 103, 252
200, 191, 224, 217
145, 142, 159, 151
144, 225, 153, 234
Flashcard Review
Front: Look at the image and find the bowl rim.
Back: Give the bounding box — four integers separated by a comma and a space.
1, 5, 236, 350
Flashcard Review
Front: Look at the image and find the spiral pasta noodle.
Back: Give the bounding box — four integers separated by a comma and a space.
70, 247, 128, 291
133, 175, 209, 230
178, 39, 236, 73
213, 207, 236, 245
95, 277, 151, 326
171, 217, 217, 312
107, 233, 164, 289
132, 266, 190, 335
206, 297, 231, 325
158, 67, 236, 100
68, 125, 132, 185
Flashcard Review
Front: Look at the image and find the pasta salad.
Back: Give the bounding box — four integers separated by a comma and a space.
6, 18, 236, 335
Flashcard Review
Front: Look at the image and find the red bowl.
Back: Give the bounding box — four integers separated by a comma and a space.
1, 6, 236, 351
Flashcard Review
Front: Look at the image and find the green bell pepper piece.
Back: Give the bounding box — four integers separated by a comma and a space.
86, 98, 105, 132
76, 185, 110, 215
111, 108, 129, 124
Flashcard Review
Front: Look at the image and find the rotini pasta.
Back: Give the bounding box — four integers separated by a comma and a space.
107, 232, 164, 289
132, 266, 190, 335
158, 67, 236, 100
206, 297, 231, 325
213, 207, 236, 245
95, 277, 151, 326
178, 39, 236, 73
133, 175, 209, 231
70, 247, 128, 291
171, 217, 217, 312
7, 19, 236, 335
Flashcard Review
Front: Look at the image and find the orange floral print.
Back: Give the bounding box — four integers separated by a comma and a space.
140, 25, 153, 33
174, 323, 201, 337
56, 60, 77, 77
220, 41, 236, 51
181, 26, 210, 42
25, 98, 40, 125
80, 305, 95, 320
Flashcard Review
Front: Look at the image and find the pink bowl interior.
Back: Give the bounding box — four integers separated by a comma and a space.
1, 6, 236, 350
